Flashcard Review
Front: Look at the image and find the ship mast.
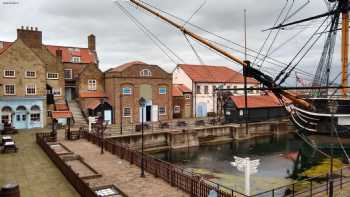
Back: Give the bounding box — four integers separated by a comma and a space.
341, 0, 349, 96
124, 0, 312, 109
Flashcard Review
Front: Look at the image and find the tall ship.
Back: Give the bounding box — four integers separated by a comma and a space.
116, 0, 350, 135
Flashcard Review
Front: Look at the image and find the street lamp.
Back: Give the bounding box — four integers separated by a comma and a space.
328, 101, 337, 197
138, 97, 146, 178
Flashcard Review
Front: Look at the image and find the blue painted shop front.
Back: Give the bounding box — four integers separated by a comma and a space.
0, 97, 45, 130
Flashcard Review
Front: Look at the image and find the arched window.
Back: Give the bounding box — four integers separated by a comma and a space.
30, 105, 41, 122
140, 69, 152, 77
2, 106, 13, 113
31, 105, 40, 111
16, 106, 27, 111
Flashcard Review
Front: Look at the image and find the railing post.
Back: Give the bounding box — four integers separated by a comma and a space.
340, 168, 343, 190
272, 188, 274, 197
326, 173, 329, 195
310, 180, 313, 196
292, 183, 295, 197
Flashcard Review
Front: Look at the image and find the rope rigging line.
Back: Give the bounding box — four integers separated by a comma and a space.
274, 13, 332, 84
257, 0, 296, 68
278, 15, 336, 85
135, 0, 317, 79
253, 0, 289, 66
183, 34, 205, 65
182, 0, 207, 28
114, 1, 185, 64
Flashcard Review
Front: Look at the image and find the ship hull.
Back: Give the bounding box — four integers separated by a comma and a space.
288, 98, 350, 136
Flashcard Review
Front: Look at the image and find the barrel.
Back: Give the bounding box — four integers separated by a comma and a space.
0, 182, 20, 197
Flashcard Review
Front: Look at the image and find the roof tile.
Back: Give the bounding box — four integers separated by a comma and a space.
230, 94, 283, 109
179, 64, 258, 84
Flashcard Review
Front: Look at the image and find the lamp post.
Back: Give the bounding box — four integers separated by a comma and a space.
328, 101, 337, 197
138, 97, 146, 178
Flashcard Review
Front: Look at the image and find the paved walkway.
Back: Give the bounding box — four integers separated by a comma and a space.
61, 137, 189, 197
0, 130, 79, 197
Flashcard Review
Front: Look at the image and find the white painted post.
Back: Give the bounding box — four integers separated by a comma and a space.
231, 156, 259, 196
88, 116, 96, 133
245, 158, 250, 196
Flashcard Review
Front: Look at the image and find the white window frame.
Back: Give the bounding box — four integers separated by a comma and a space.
64, 69, 73, 79
47, 73, 59, 80
4, 69, 15, 78
174, 106, 181, 114
88, 79, 97, 91
204, 86, 209, 94
71, 56, 81, 63
4, 84, 15, 95
123, 107, 132, 117
159, 87, 167, 95
196, 85, 201, 94
122, 87, 132, 95
25, 70, 36, 78
159, 106, 166, 115
30, 113, 41, 122
140, 69, 152, 77
26, 84, 36, 95
53, 88, 61, 96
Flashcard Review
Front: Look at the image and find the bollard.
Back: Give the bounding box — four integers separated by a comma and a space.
0, 182, 20, 197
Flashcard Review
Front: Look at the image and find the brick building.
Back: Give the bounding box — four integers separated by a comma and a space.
172, 84, 192, 119
105, 61, 172, 125
0, 27, 104, 129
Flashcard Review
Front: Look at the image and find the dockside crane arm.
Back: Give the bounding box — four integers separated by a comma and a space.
120, 0, 312, 109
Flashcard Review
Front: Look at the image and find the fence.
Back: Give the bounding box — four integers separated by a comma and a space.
82, 130, 350, 197
36, 133, 98, 197
82, 131, 248, 197
252, 166, 350, 197
104, 117, 291, 137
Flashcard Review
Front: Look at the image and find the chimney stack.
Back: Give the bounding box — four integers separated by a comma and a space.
56, 49, 63, 63
17, 26, 42, 48
88, 34, 96, 51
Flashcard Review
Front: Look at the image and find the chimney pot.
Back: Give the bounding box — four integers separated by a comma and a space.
88, 34, 96, 51
26, 26, 29, 30
35, 27, 38, 31
21, 26, 24, 30
56, 49, 63, 63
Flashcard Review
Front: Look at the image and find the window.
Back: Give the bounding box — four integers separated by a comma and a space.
123, 107, 131, 117
64, 69, 73, 79
227, 86, 231, 90
25, 70, 36, 78
174, 106, 181, 114
4, 70, 15, 78
233, 86, 238, 94
47, 110, 52, 117
71, 56, 81, 63
248, 86, 254, 93
196, 85, 201, 94
30, 113, 40, 122
159, 106, 166, 115
88, 80, 97, 91
140, 69, 152, 77
26, 84, 36, 95
1, 115, 9, 124
4, 84, 15, 95
47, 73, 59, 80
53, 88, 61, 96
212, 86, 216, 93
159, 87, 167, 95
122, 87, 132, 95
204, 86, 209, 94
185, 94, 191, 99
22, 114, 26, 121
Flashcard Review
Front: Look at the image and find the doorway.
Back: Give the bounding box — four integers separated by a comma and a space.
146, 106, 152, 122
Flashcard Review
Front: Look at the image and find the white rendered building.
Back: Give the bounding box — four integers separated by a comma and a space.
173, 64, 260, 117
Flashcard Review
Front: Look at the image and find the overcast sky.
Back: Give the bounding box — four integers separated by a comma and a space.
0, 0, 342, 84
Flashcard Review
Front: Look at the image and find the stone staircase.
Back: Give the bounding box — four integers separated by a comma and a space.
68, 100, 87, 128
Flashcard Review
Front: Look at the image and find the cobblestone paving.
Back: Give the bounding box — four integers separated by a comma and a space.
0, 130, 79, 197
61, 138, 189, 197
